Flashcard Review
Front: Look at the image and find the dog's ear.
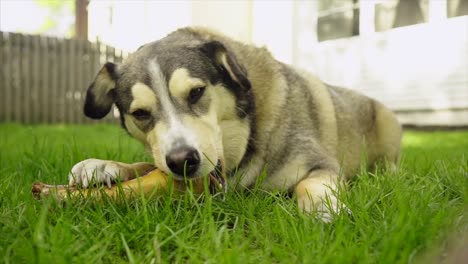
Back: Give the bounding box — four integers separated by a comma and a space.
84, 62, 119, 119
200, 41, 251, 90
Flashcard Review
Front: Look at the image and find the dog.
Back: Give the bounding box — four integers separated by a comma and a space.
68, 27, 402, 221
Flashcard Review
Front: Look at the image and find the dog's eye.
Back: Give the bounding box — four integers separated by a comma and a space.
131, 109, 151, 121
188, 87, 206, 104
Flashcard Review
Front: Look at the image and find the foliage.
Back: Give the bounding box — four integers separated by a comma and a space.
34, 0, 75, 37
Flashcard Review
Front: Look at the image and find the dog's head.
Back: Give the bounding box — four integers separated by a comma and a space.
83, 29, 255, 188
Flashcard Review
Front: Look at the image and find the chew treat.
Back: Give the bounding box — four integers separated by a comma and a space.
31, 168, 223, 201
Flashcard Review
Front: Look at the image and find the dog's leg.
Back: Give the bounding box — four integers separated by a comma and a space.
68, 159, 155, 188
295, 169, 346, 222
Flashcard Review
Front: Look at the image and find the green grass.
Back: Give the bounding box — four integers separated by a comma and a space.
0, 123, 466, 263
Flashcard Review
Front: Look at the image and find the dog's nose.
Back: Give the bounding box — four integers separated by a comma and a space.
165, 147, 200, 177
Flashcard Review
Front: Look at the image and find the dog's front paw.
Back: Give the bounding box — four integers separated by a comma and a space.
315, 198, 351, 223
298, 194, 350, 223
68, 159, 122, 188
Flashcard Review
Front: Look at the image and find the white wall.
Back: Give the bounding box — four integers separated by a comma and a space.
88, 1, 191, 52
251, 1, 294, 64
296, 16, 468, 126
88, 0, 296, 64
191, 0, 253, 43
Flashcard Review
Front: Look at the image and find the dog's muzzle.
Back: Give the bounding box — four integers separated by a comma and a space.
165, 147, 200, 177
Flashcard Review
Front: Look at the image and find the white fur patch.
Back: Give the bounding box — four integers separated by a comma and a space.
68, 159, 122, 188
125, 115, 147, 143
148, 60, 198, 155
213, 87, 250, 170
295, 172, 343, 222
125, 82, 158, 143
129, 82, 157, 112
169, 68, 205, 98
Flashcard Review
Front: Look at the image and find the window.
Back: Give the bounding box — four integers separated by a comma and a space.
316, 0, 359, 41
375, 0, 429, 32
315, 0, 468, 40
448, 0, 468, 17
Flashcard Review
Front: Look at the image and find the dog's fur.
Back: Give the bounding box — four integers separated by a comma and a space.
69, 27, 402, 221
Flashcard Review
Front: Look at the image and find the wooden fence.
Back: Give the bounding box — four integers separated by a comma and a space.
0, 31, 127, 124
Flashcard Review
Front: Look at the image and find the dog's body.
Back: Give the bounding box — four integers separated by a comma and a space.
69, 27, 402, 221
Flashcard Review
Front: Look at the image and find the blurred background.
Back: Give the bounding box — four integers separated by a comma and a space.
1, 0, 467, 127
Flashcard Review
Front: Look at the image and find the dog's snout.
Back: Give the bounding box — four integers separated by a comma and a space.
165, 147, 200, 177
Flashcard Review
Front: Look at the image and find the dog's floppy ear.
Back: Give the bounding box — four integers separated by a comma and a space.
200, 41, 251, 90
84, 62, 119, 119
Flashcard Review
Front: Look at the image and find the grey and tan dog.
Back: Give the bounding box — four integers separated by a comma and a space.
69, 27, 402, 221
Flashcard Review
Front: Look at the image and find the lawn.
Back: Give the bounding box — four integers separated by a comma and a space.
0, 123, 466, 263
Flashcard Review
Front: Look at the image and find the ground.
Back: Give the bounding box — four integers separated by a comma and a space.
0, 124, 466, 263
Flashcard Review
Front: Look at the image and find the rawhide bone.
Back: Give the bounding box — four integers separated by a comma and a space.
31, 169, 215, 201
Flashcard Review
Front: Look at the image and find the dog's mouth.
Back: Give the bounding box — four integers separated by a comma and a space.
208, 160, 226, 194
171, 160, 226, 195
